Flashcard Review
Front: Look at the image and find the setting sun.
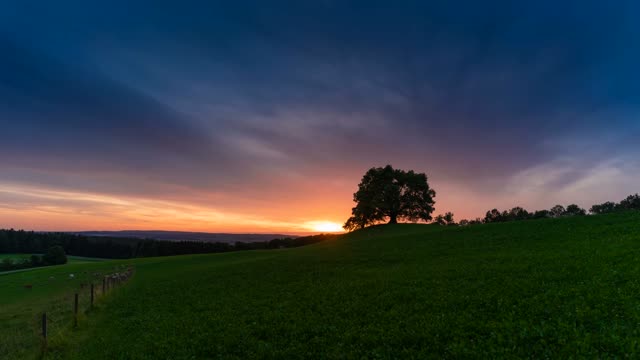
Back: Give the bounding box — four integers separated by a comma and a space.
309, 221, 344, 233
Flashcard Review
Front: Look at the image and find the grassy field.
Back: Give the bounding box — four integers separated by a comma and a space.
0, 258, 131, 359
3, 212, 640, 358
0, 255, 107, 276
0, 254, 107, 264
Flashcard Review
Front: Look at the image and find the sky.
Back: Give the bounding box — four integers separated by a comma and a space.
1, 1, 640, 233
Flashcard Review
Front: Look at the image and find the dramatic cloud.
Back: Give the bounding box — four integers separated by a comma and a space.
1, 1, 639, 231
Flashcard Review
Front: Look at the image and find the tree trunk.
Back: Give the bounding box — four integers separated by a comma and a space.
388, 215, 398, 224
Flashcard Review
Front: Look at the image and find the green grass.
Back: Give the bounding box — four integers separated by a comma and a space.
0, 259, 131, 359
0, 255, 107, 275
65, 256, 109, 264
3, 212, 640, 358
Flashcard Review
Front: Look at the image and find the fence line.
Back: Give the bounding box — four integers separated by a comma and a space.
38, 265, 135, 356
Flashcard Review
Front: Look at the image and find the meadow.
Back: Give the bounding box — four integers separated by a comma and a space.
0, 254, 107, 264
3, 212, 640, 358
0, 257, 130, 359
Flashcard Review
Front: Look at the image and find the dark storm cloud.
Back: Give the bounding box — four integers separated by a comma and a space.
0, 39, 205, 148
0, 35, 242, 195
1, 0, 640, 219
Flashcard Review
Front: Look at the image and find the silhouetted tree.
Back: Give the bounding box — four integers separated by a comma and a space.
30, 254, 42, 266
344, 165, 436, 230
505, 207, 530, 221
565, 204, 586, 216
484, 209, 505, 223
444, 212, 456, 225
435, 212, 456, 226
589, 201, 618, 214
618, 194, 640, 210
532, 210, 551, 219
42, 245, 67, 265
549, 205, 566, 218
343, 206, 375, 232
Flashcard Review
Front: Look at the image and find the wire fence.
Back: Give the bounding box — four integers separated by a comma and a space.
41, 267, 134, 350
0, 265, 135, 359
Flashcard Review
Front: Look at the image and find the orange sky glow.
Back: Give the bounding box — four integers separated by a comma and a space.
0, 182, 353, 234
2, 2, 640, 236
1, 160, 636, 234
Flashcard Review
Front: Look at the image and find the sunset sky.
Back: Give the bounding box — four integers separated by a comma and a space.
1, 1, 640, 233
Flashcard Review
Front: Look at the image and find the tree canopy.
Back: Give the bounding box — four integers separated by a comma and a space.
435, 212, 456, 226
565, 204, 587, 216
549, 205, 566, 218
42, 245, 68, 265
344, 165, 436, 231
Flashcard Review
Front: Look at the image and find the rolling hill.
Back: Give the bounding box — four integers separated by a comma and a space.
3, 212, 640, 358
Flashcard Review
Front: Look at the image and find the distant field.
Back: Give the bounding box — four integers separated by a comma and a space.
65, 256, 108, 263
0, 255, 106, 273
3, 212, 640, 358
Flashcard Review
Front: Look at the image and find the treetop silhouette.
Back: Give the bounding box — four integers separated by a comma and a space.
344, 165, 436, 231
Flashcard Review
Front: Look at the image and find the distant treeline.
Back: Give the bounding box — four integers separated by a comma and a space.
435, 193, 640, 226
0, 230, 339, 259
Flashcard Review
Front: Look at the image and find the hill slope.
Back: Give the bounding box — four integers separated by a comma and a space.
5, 212, 640, 358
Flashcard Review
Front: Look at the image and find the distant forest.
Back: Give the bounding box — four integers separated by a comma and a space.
435, 193, 640, 226
0, 230, 338, 259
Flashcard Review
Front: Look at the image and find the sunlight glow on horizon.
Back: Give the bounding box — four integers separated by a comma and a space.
306, 221, 344, 233
0, 182, 349, 234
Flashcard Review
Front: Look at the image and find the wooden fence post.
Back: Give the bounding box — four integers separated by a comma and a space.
74, 293, 79, 327
41, 313, 47, 345
91, 283, 94, 308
